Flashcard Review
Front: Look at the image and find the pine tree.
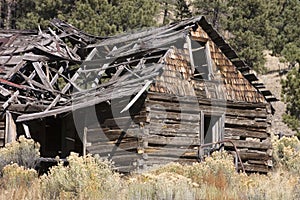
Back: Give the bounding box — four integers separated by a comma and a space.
282, 66, 300, 135
175, 0, 192, 21
193, 0, 228, 31
13, 0, 159, 35
225, 0, 269, 72
15, 0, 68, 30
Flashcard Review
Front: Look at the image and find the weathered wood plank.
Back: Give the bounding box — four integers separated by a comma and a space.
147, 92, 268, 109
224, 139, 271, 150
147, 135, 200, 146
145, 147, 198, 158
3, 60, 27, 79
225, 128, 269, 139
114, 165, 137, 173
0, 139, 4, 147
145, 99, 225, 115
148, 122, 199, 134
0, 130, 4, 139
148, 130, 199, 138
45, 68, 82, 111
239, 163, 270, 173
147, 110, 200, 122
87, 128, 140, 143
144, 156, 197, 164
32, 62, 54, 90
236, 149, 271, 161
87, 140, 138, 154
225, 118, 268, 128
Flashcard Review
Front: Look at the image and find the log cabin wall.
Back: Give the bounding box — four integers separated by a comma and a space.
192, 25, 272, 173
224, 101, 272, 173
142, 48, 204, 169
84, 96, 148, 173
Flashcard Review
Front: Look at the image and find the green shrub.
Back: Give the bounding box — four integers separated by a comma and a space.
272, 136, 300, 174
144, 151, 240, 200
40, 152, 122, 200
0, 136, 40, 173
126, 172, 195, 200
1, 163, 38, 188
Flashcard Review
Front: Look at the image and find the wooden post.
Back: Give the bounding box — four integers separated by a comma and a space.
22, 124, 31, 138
185, 35, 195, 73
5, 111, 16, 144
83, 127, 87, 156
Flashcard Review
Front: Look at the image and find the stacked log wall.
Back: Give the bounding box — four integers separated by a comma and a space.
142, 92, 200, 169
224, 101, 272, 173
85, 96, 147, 173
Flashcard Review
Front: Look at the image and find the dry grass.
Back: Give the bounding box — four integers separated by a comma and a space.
1, 136, 300, 199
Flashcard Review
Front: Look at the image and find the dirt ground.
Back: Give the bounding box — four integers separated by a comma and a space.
259, 52, 296, 136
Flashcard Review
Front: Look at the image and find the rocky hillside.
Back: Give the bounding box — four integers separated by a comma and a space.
260, 52, 296, 136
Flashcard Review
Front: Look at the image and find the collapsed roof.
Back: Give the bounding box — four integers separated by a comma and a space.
0, 16, 276, 122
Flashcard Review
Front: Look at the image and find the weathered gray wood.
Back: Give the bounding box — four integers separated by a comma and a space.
121, 80, 152, 113
145, 146, 198, 157
225, 118, 268, 128
50, 66, 64, 85
147, 110, 200, 122
144, 156, 197, 164
5, 111, 16, 144
225, 139, 271, 150
110, 65, 125, 81
239, 163, 270, 173
22, 124, 31, 138
19, 72, 53, 91
4, 60, 27, 79
45, 68, 82, 111
148, 122, 199, 134
236, 149, 271, 161
185, 36, 195, 73
32, 62, 54, 90
0, 85, 10, 97
83, 127, 87, 156
2, 90, 19, 110
87, 141, 137, 152
0, 130, 4, 139
0, 140, 4, 147
225, 128, 269, 139
147, 135, 200, 146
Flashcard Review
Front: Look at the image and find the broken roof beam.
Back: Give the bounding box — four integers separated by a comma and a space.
50, 66, 64, 85
120, 80, 152, 113
4, 60, 27, 80
32, 62, 54, 90
91, 63, 109, 88
45, 68, 82, 111
16, 84, 143, 122
0, 78, 25, 90
0, 85, 10, 97
2, 90, 19, 110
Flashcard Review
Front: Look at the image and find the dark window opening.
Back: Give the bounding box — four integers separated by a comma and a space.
204, 115, 220, 144
191, 40, 209, 79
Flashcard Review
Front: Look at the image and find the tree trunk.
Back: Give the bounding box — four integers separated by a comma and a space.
163, 2, 168, 25
5, 0, 12, 29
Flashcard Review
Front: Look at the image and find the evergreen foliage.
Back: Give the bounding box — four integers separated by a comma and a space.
3, 0, 159, 35
175, 0, 192, 21
281, 66, 300, 135
193, 0, 228, 32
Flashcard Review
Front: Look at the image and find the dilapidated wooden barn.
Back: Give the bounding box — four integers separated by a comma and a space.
0, 16, 277, 173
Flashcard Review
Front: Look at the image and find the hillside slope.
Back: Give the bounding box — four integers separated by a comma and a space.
260, 53, 295, 136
